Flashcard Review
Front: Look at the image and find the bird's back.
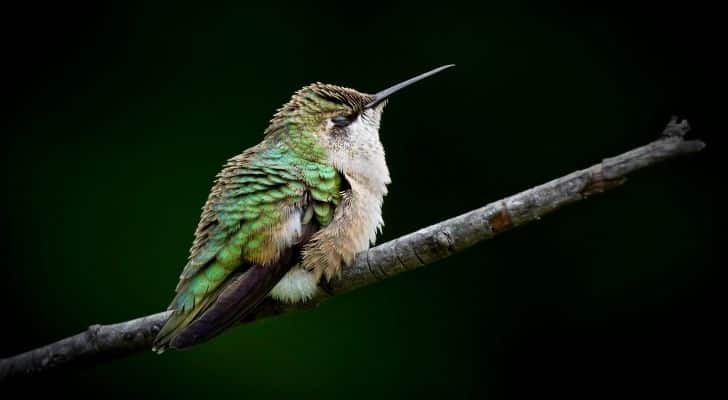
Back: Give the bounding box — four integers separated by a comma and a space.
153, 140, 342, 352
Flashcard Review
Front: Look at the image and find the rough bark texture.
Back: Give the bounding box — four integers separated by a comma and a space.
0, 118, 704, 381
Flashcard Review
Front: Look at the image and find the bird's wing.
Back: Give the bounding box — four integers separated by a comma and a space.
162, 220, 320, 350
153, 145, 342, 352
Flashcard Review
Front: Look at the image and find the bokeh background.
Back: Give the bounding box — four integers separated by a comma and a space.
2, 1, 721, 398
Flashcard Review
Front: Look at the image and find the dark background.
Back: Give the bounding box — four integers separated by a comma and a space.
2, 1, 722, 398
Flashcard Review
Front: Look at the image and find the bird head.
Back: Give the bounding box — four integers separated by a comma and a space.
265, 65, 454, 182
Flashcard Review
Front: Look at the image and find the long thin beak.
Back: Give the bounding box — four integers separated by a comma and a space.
365, 64, 455, 109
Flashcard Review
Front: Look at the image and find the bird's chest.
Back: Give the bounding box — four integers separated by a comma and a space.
338, 180, 387, 253
270, 158, 389, 303
300, 172, 388, 279
328, 147, 390, 257
269, 177, 387, 303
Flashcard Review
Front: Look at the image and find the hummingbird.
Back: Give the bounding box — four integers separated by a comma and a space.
152, 65, 454, 353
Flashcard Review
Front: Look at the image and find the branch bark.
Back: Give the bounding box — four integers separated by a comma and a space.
0, 117, 705, 381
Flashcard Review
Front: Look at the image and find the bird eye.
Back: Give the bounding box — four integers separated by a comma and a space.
332, 114, 356, 127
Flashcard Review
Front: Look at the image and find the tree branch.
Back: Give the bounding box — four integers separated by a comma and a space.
0, 117, 705, 381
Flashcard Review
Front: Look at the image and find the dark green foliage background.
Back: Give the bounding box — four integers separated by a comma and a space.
2, 1, 720, 398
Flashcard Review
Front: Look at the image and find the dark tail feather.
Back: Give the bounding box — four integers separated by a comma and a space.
154, 219, 317, 352
167, 262, 291, 349
152, 289, 218, 354
152, 311, 189, 353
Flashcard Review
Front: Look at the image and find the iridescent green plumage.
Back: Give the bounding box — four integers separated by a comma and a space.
153, 65, 453, 352
153, 85, 354, 352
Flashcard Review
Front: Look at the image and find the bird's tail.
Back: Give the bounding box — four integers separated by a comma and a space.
153, 222, 314, 353
152, 262, 292, 353
152, 284, 217, 353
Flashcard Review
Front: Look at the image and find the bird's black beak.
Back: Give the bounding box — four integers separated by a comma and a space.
365, 64, 455, 109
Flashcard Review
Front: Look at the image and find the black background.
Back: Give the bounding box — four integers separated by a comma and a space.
2, 1, 723, 398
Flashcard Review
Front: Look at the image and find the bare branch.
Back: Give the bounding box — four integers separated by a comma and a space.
0, 117, 704, 381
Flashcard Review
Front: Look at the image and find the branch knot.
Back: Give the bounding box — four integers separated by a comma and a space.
662, 116, 691, 138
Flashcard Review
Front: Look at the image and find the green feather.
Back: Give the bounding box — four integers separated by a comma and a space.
154, 87, 351, 352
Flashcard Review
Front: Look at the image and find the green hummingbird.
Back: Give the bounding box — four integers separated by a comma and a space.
152, 65, 455, 353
